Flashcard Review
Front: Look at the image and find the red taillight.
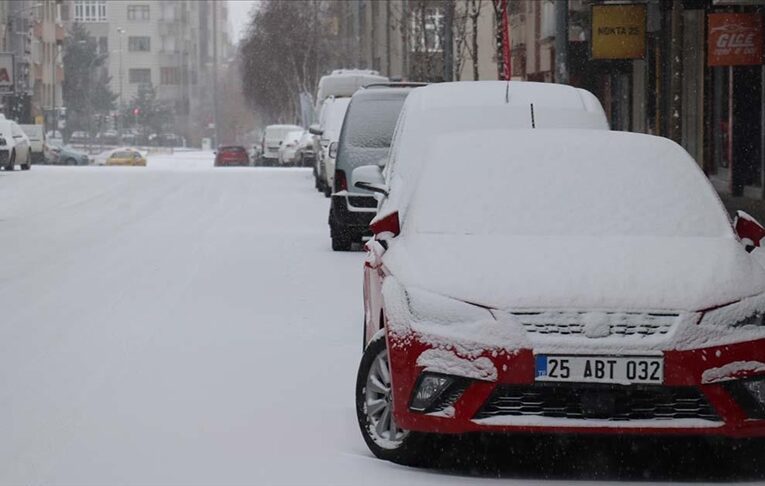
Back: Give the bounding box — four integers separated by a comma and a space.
370, 211, 400, 237
335, 169, 347, 192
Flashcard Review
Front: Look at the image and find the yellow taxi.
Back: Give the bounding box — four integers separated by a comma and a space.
106, 149, 147, 167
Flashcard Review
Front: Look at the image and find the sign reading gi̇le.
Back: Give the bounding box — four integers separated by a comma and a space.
708, 13, 765, 66
590, 4, 647, 60
0, 53, 15, 95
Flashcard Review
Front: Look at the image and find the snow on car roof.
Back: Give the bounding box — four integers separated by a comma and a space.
406, 129, 731, 238
411, 80, 605, 114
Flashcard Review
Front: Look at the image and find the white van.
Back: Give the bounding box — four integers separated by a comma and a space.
261, 124, 303, 165
315, 69, 388, 110
314, 97, 351, 196
20, 124, 44, 164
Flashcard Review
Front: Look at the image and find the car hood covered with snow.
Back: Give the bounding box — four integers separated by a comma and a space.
384, 233, 765, 312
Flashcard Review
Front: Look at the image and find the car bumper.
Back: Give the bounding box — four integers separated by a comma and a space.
387, 325, 765, 439
330, 192, 377, 230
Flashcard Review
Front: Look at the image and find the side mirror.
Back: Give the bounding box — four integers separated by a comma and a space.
734, 210, 765, 252
328, 141, 338, 159
352, 165, 388, 197
308, 124, 323, 136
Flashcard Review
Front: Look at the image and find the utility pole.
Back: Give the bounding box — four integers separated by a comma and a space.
212, 1, 220, 147
442, 0, 454, 82
554, 0, 568, 84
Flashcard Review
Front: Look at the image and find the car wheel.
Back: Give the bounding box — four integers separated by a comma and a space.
323, 184, 331, 198
356, 332, 432, 466
5, 150, 15, 171
331, 234, 352, 251
65, 158, 77, 166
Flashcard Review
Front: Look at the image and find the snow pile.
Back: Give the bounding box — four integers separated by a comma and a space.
701, 361, 765, 384
416, 349, 497, 381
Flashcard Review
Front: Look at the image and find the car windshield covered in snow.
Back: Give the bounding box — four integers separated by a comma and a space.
405, 130, 732, 238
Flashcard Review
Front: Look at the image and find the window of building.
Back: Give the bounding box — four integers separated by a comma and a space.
128, 36, 151, 52
160, 67, 180, 85
127, 5, 150, 21
128, 68, 151, 84
73, 1, 107, 22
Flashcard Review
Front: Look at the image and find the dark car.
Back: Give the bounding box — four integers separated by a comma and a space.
328, 84, 423, 251
215, 146, 250, 167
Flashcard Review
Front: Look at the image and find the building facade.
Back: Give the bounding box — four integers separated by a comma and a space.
63, 0, 231, 145
354, 0, 765, 199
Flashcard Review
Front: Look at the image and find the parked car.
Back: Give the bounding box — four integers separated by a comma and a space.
46, 143, 89, 165
106, 148, 146, 166
215, 145, 250, 167
328, 85, 421, 250
354, 128, 765, 466
312, 97, 351, 196
296, 130, 318, 167
261, 124, 303, 165
277, 130, 305, 166
20, 124, 45, 164
0, 118, 32, 171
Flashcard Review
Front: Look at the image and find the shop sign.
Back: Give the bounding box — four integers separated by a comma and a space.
0, 54, 14, 94
708, 13, 764, 66
591, 4, 647, 60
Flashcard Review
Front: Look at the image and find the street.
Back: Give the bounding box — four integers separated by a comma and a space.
0, 152, 761, 485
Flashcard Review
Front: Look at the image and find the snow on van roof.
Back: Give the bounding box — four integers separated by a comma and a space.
315, 72, 389, 106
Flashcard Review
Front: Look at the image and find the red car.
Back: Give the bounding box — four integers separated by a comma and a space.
354, 130, 765, 466
215, 146, 250, 167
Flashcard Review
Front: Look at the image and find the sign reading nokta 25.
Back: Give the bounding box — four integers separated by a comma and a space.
708, 13, 764, 66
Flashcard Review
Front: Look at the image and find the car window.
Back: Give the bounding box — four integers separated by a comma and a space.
344, 98, 406, 149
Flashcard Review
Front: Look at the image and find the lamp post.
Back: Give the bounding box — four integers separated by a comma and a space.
116, 27, 125, 132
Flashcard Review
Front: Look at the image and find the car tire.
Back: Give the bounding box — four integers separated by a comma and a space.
331, 234, 352, 251
65, 158, 77, 166
356, 332, 434, 467
323, 184, 331, 198
5, 150, 15, 171
21, 152, 31, 170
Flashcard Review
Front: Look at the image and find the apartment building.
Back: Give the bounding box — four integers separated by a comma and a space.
32, 0, 66, 126
64, 0, 231, 145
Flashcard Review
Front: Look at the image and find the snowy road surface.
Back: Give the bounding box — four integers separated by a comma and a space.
0, 152, 760, 485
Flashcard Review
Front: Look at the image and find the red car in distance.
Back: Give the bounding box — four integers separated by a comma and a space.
215, 146, 250, 167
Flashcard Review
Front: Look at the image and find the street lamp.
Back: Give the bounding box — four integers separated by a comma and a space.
116, 28, 125, 109
116, 27, 125, 133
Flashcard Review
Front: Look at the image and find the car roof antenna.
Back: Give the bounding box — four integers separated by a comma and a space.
530, 103, 536, 128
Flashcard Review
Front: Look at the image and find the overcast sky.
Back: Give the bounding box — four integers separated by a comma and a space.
228, 0, 259, 44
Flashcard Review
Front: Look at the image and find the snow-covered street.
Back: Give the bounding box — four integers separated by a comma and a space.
0, 152, 760, 485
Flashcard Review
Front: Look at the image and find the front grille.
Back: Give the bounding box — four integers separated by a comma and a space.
513, 311, 677, 337
474, 383, 719, 422
348, 195, 377, 208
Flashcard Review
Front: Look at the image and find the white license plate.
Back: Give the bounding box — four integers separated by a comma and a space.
535, 355, 664, 384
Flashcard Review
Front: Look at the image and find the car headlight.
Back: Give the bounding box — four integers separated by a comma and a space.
405, 287, 494, 325
698, 299, 765, 328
